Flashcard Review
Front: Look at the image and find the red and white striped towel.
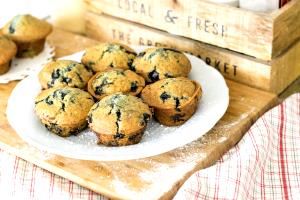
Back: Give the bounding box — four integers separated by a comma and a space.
174, 93, 300, 200
0, 93, 299, 200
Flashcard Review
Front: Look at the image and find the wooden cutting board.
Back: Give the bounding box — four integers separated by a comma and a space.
0, 29, 277, 200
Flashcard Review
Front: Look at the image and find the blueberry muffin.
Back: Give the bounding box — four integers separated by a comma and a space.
132, 47, 191, 83
141, 77, 201, 126
0, 36, 17, 74
88, 93, 152, 146
87, 69, 145, 100
35, 87, 95, 137
81, 43, 137, 72
38, 60, 93, 89
2, 14, 52, 58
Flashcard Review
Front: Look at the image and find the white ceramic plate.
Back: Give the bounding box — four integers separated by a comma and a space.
6, 46, 229, 161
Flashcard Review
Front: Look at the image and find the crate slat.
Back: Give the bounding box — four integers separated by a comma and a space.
85, 0, 300, 61
85, 12, 300, 94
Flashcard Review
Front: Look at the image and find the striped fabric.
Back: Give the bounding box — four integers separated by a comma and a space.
174, 93, 300, 200
0, 150, 106, 200
0, 93, 299, 200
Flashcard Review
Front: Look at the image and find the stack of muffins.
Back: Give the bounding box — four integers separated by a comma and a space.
35, 43, 202, 146
0, 14, 52, 75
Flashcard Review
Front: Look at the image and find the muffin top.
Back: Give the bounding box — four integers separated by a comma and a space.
35, 87, 95, 127
0, 36, 17, 65
141, 77, 200, 109
88, 93, 152, 136
88, 69, 145, 100
38, 60, 93, 89
2, 14, 52, 42
81, 43, 137, 72
132, 47, 191, 83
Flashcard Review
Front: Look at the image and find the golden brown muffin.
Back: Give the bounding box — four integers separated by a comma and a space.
132, 47, 191, 83
87, 69, 145, 100
2, 14, 52, 58
141, 77, 201, 126
34, 87, 95, 137
38, 60, 93, 89
0, 36, 17, 74
88, 93, 152, 146
81, 43, 137, 72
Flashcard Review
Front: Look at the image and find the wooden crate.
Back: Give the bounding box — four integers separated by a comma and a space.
85, 0, 300, 61
85, 12, 300, 94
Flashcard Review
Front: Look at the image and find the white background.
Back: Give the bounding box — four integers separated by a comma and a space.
0, 0, 50, 26
0, 0, 86, 33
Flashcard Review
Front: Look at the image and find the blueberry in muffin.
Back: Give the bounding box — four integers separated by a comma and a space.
87, 69, 145, 100
81, 43, 137, 72
2, 14, 52, 58
38, 60, 93, 89
0, 36, 17, 74
141, 77, 202, 126
132, 47, 191, 83
34, 87, 95, 137
87, 93, 152, 146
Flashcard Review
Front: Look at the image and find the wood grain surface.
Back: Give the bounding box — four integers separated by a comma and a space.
85, 12, 300, 94
85, 0, 300, 61
0, 29, 278, 200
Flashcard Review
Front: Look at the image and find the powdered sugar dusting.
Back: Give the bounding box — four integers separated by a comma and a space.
136, 161, 197, 199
